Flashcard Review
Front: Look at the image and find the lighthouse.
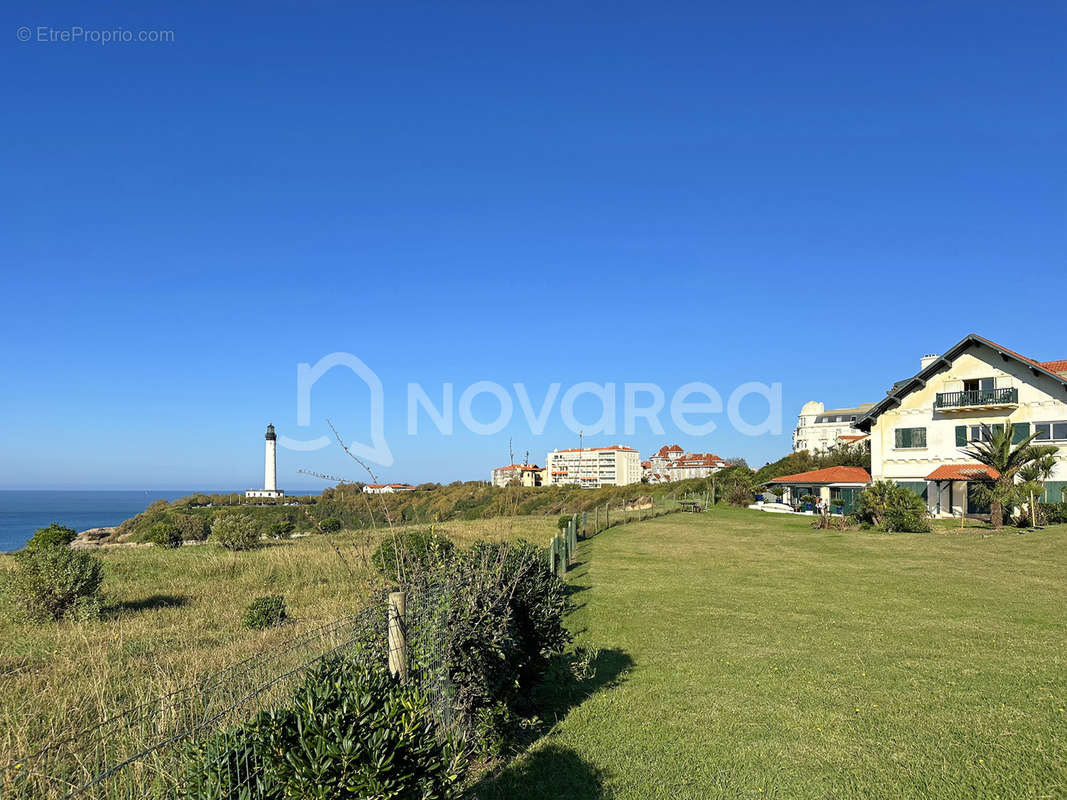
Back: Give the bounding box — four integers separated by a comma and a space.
245, 423, 285, 499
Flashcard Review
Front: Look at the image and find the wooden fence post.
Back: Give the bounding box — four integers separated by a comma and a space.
388, 592, 407, 681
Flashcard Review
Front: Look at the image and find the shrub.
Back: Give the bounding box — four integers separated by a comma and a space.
145, 521, 182, 548
855, 481, 931, 533
317, 517, 342, 533
724, 481, 755, 507
182, 657, 464, 800
25, 523, 77, 552
9, 547, 104, 621
267, 519, 296, 538
243, 595, 287, 629
1043, 502, 1067, 525
372, 529, 455, 578
409, 539, 571, 740
557, 515, 572, 532
173, 513, 210, 542
211, 514, 260, 551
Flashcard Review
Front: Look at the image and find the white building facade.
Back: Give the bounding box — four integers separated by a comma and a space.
793, 402, 875, 453
643, 444, 726, 482
363, 483, 416, 494
490, 464, 543, 487
857, 335, 1067, 518
545, 445, 641, 488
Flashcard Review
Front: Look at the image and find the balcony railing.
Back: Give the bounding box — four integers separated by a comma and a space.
935, 387, 1018, 409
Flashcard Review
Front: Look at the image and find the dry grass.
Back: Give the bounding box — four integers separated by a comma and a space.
0, 515, 556, 761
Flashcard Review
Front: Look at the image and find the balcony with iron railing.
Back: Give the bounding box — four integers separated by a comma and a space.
934, 387, 1018, 411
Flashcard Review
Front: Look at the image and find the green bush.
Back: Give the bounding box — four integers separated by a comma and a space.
9, 546, 104, 621
317, 517, 342, 533
557, 515, 572, 532
409, 539, 571, 740
243, 595, 287, 629
855, 481, 931, 533
267, 518, 296, 538
145, 521, 182, 548
724, 481, 755, 507
173, 513, 210, 542
372, 529, 455, 578
25, 523, 77, 552
182, 657, 464, 800
211, 514, 261, 551
1043, 502, 1067, 525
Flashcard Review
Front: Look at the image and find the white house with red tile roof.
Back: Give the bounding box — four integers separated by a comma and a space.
545, 445, 641, 488
363, 483, 417, 494
768, 466, 872, 512
643, 445, 727, 483
490, 463, 544, 488
856, 334, 1067, 517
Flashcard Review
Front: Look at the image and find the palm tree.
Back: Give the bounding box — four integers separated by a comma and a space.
960, 423, 1047, 529
1018, 451, 1059, 527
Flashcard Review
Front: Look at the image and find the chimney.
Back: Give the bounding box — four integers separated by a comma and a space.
920, 354, 940, 370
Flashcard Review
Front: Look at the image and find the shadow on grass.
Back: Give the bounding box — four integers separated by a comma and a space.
469, 648, 630, 798
108, 593, 189, 614
468, 743, 608, 799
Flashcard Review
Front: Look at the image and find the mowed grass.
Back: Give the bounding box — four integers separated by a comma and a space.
0, 515, 555, 759
478, 508, 1067, 800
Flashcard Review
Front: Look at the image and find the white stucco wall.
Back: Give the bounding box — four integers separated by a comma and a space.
869, 342, 1067, 515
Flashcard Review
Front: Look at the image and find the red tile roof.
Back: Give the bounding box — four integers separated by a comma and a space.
926, 464, 999, 481
494, 464, 542, 472
839, 434, 869, 441
1041, 360, 1067, 375
672, 453, 726, 467
770, 466, 871, 484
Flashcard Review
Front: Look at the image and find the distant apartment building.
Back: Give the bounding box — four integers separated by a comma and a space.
644, 444, 727, 482
363, 483, 416, 494
545, 445, 641, 488
793, 401, 876, 453
648, 444, 682, 475
490, 464, 544, 487
668, 451, 728, 480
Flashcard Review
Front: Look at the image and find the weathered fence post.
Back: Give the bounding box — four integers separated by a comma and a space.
550, 536, 558, 573
595, 505, 599, 533
388, 591, 407, 681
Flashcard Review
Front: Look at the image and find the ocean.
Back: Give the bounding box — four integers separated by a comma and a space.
0, 490, 229, 552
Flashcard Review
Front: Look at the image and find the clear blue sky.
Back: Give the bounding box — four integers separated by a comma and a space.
2, 1, 1064, 489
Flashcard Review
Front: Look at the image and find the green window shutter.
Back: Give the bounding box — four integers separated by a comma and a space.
1012, 422, 1031, 444
916, 428, 927, 447
992, 424, 1004, 438
895, 429, 903, 448
955, 425, 967, 446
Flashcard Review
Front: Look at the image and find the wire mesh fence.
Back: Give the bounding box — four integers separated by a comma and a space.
1, 610, 384, 800
2, 499, 679, 799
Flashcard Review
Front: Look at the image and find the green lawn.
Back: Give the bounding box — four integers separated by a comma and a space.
475, 507, 1067, 800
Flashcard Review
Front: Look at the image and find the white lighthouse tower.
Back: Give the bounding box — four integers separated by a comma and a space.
245, 424, 285, 499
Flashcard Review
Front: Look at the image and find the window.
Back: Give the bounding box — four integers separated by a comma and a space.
894, 427, 927, 449
963, 377, 995, 393
1035, 422, 1067, 441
